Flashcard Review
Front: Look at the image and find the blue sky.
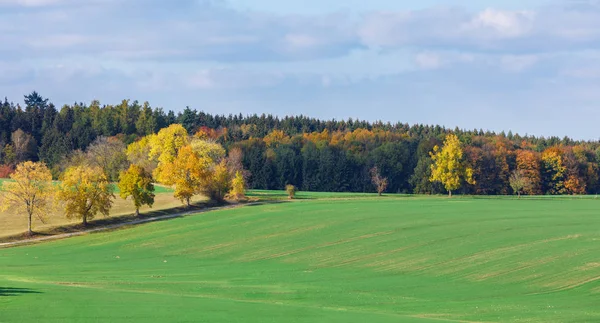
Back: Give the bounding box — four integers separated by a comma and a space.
1, 0, 600, 139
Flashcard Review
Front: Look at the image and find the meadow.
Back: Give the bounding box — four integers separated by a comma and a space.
2, 195, 600, 322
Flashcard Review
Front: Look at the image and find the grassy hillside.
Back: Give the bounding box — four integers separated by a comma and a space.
2, 197, 600, 322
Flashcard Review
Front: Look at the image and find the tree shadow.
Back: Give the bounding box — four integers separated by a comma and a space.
0, 287, 42, 297
244, 200, 291, 207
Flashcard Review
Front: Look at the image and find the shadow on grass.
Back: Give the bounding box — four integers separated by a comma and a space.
244, 200, 291, 207
0, 287, 42, 297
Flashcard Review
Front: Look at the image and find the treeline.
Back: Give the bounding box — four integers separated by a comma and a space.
1, 92, 600, 195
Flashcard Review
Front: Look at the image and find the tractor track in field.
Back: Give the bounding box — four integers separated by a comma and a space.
0, 202, 260, 249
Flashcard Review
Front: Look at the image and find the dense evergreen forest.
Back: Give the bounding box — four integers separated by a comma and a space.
1, 92, 599, 195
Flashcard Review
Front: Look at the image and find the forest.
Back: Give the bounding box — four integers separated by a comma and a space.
1, 91, 598, 195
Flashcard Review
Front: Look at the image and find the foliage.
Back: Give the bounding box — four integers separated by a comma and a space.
57, 166, 115, 226
190, 138, 226, 162
286, 184, 296, 199
541, 147, 566, 195
228, 171, 246, 200
516, 150, 542, 195
4, 92, 600, 196
148, 124, 189, 165
155, 145, 211, 207
0, 164, 14, 178
118, 164, 155, 216
509, 170, 531, 198
0, 161, 55, 234
263, 129, 290, 147
430, 134, 475, 197
126, 136, 156, 173
370, 166, 388, 196
201, 160, 231, 202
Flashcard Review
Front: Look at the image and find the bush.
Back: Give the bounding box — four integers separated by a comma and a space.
286, 185, 296, 199
0, 164, 14, 178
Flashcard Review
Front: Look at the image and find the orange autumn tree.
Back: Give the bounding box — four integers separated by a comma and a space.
562, 146, 587, 195
516, 150, 542, 195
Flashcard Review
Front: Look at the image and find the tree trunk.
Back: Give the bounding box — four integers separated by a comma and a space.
449, 190, 452, 198
83, 215, 88, 227
135, 208, 140, 217
518, 192, 521, 199
186, 197, 191, 208
378, 191, 382, 197
28, 212, 33, 236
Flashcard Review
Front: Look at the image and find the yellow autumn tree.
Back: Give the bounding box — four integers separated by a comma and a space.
57, 166, 115, 226
148, 124, 189, 164
126, 136, 156, 173
156, 145, 212, 207
190, 138, 226, 162
228, 171, 246, 200
201, 160, 231, 202
118, 164, 155, 217
541, 147, 566, 195
0, 161, 55, 235
430, 134, 475, 197
263, 129, 290, 147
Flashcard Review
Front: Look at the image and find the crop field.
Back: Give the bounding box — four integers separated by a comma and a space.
2, 196, 600, 322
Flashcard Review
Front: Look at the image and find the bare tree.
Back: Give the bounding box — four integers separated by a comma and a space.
370, 166, 388, 196
86, 136, 128, 181
11, 129, 36, 163
226, 147, 250, 180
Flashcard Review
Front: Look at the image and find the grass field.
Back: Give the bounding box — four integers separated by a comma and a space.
2, 196, 600, 322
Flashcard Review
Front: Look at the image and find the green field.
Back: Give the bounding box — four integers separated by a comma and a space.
2, 196, 600, 322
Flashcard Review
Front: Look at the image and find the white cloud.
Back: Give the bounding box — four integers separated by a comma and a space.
467, 9, 535, 38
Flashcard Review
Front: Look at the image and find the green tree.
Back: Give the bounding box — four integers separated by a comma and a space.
430, 134, 475, 197
118, 164, 155, 217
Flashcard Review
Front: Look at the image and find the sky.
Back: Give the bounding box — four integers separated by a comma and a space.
1, 0, 600, 139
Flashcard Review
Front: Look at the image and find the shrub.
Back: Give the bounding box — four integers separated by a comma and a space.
286, 184, 296, 199
0, 164, 14, 178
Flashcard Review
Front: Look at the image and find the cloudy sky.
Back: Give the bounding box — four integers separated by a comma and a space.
1, 0, 599, 139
